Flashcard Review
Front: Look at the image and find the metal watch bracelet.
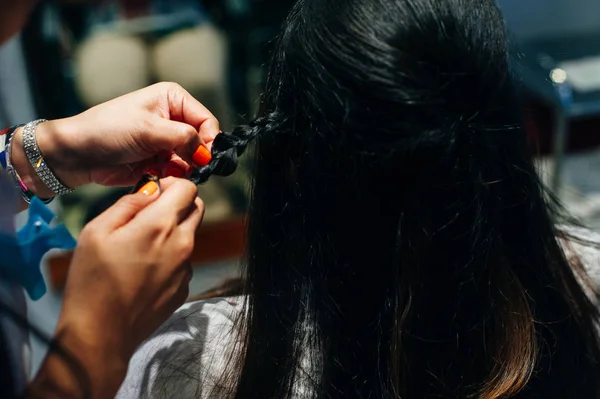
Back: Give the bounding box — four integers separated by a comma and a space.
4, 124, 52, 204
21, 119, 74, 196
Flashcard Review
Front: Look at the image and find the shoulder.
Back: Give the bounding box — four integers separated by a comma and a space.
116, 297, 243, 399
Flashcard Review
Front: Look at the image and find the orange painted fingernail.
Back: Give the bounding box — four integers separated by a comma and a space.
165, 166, 185, 178
137, 181, 158, 196
192, 145, 212, 167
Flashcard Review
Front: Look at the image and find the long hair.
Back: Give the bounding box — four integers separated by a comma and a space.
197, 0, 600, 397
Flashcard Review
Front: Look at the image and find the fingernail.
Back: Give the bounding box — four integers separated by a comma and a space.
147, 168, 160, 176
137, 181, 158, 196
192, 145, 212, 167
165, 166, 185, 178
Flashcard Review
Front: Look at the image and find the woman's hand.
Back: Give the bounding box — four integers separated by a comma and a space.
11, 82, 219, 198
29, 177, 203, 398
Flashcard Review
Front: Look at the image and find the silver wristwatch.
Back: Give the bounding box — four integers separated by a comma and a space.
21, 119, 74, 196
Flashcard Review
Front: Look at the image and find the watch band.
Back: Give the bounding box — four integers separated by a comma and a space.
3, 124, 54, 204
21, 119, 74, 196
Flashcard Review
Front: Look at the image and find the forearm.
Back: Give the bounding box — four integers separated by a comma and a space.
29, 352, 94, 399
28, 323, 128, 399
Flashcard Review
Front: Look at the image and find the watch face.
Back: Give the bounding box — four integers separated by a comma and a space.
0, 170, 17, 237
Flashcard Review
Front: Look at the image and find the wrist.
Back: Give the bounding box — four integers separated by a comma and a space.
10, 126, 55, 199
10, 119, 89, 197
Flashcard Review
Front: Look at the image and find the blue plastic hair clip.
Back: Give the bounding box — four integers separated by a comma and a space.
0, 197, 76, 300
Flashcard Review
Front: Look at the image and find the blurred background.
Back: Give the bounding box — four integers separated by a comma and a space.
3, 0, 600, 372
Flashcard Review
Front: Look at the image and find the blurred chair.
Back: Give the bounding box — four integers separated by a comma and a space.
74, 33, 150, 106
70, 1, 232, 128
152, 26, 229, 122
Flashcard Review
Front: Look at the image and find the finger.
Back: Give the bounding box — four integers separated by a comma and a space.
198, 117, 219, 151
133, 177, 198, 228
162, 154, 193, 178
192, 144, 212, 167
178, 261, 193, 285
158, 198, 202, 263
163, 83, 220, 145
148, 117, 202, 165
162, 160, 185, 178
156, 150, 173, 163
156, 175, 185, 191
184, 261, 193, 283
165, 198, 203, 265
176, 197, 204, 237
171, 279, 191, 312
143, 150, 173, 178
92, 160, 155, 187
88, 190, 158, 232
163, 263, 192, 304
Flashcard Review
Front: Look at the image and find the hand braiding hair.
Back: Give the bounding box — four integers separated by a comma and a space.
190, 112, 285, 184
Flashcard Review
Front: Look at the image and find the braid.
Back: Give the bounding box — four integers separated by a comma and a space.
190, 112, 285, 184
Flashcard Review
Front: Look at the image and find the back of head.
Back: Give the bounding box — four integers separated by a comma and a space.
220, 0, 600, 397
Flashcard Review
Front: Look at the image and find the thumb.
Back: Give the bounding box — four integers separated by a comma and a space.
88, 185, 159, 232
145, 117, 202, 164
